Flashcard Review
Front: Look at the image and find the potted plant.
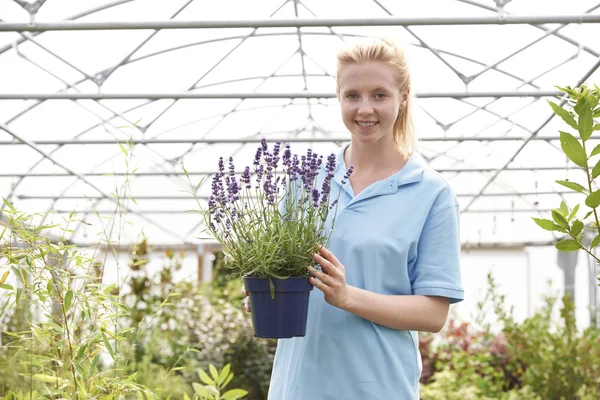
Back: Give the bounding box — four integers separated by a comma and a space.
532, 84, 600, 287
185, 138, 349, 338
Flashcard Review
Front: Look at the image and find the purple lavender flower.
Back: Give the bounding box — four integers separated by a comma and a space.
320, 153, 337, 204
341, 166, 354, 185
312, 188, 319, 208
282, 143, 291, 169
261, 137, 268, 153
272, 141, 281, 170
240, 166, 251, 189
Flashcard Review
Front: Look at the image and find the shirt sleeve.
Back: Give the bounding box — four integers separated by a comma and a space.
409, 189, 464, 304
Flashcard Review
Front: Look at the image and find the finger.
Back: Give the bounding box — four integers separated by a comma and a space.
244, 296, 251, 312
241, 284, 248, 297
309, 276, 327, 292
319, 246, 342, 267
308, 265, 334, 286
313, 253, 341, 276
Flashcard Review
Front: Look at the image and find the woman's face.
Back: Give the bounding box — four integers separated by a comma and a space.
338, 61, 404, 145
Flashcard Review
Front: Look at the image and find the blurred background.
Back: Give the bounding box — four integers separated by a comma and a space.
1, 0, 600, 398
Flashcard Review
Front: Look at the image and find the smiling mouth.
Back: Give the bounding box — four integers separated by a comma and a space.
356, 121, 378, 127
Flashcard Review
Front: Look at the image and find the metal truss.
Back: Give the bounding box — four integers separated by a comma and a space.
2, 0, 599, 246
0, 90, 562, 100
2, 15, 600, 32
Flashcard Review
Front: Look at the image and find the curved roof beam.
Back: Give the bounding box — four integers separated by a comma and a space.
462, 55, 600, 212
4, 15, 600, 31
0, 122, 190, 243
0, 0, 136, 56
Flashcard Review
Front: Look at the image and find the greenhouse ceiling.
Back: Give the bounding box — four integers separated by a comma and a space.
1, 0, 600, 247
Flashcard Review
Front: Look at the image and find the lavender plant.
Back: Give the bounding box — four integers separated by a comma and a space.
185, 138, 350, 279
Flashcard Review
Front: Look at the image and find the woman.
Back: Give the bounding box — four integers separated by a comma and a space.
247, 37, 464, 400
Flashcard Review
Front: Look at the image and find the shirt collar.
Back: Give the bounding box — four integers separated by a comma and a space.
334, 142, 425, 189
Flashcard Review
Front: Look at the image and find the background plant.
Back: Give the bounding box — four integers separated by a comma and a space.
419, 273, 600, 399
533, 84, 600, 286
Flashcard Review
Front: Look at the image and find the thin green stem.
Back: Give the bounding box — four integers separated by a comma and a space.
583, 139, 600, 258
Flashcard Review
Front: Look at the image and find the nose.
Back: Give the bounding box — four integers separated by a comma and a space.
357, 98, 374, 115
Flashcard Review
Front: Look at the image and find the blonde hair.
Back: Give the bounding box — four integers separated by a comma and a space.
336, 37, 416, 155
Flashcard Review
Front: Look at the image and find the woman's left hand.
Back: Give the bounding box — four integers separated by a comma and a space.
308, 246, 351, 310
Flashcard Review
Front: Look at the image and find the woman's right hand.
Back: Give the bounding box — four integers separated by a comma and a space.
242, 285, 251, 312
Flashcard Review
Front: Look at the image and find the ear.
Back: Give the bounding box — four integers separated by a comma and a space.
402, 89, 410, 104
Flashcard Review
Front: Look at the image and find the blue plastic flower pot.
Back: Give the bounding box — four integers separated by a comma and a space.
243, 276, 313, 339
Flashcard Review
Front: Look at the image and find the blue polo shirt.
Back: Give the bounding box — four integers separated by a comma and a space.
268, 143, 464, 400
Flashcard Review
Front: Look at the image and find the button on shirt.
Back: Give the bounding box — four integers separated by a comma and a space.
268, 143, 464, 400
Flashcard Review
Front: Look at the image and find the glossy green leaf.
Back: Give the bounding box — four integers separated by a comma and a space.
593, 160, 600, 179
532, 218, 562, 232
64, 290, 73, 313
193, 383, 208, 397
555, 239, 581, 252
551, 210, 569, 229
568, 204, 580, 221
591, 234, 600, 249
591, 144, 600, 157
571, 220, 584, 237
198, 369, 214, 386
209, 364, 219, 383
559, 201, 569, 217
222, 389, 249, 400
559, 131, 587, 167
556, 180, 588, 195
585, 190, 600, 208
219, 364, 231, 385
548, 101, 578, 131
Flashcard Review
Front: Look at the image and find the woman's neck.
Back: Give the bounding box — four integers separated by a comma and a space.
344, 139, 409, 174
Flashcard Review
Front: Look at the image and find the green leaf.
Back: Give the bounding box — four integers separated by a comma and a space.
568, 204, 580, 221
269, 277, 275, 300
0, 271, 8, 285
64, 290, 73, 313
198, 369, 214, 386
591, 234, 600, 248
548, 101, 579, 131
118, 142, 128, 157
559, 200, 569, 216
209, 364, 219, 383
192, 383, 208, 397
555, 239, 581, 252
31, 374, 67, 385
578, 101, 594, 141
219, 364, 231, 386
552, 210, 569, 229
0, 284, 14, 290
593, 160, 600, 179
221, 389, 249, 400
586, 190, 600, 208
3, 198, 16, 212
575, 95, 586, 115
594, 124, 600, 131
557, 180, 588, 195
584, 210, 594, 220
594, 108, 600, 118
571, 220, 584, 237
532, 218, 562, 232
16, 288, 21, 306
591, 144, 600, 157
559, 131, 587, 167
101, 333, 116, 362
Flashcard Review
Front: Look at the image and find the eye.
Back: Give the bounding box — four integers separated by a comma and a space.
374, 93, 387, 99
346, 93, 358, 99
